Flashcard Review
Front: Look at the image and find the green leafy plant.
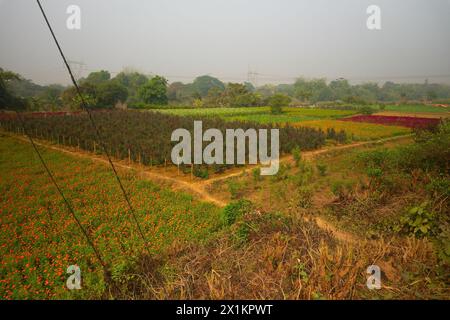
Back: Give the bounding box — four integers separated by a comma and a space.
331, 180, 354, 202
366, 167, 383, 179
228, 180, 244, 199
272, 163, 290, 181
426, 176, 450, 199
295, 186, 314, 209
220, 199, 253, 226
193, 166, 209, 179
360, 106, 375, 115
252, 167, 262, 182
268, 93, 291, 114
316, 163, 327, 176
292, 146, 302, 167
233, 222, 251, 245
397, 202, 436, 238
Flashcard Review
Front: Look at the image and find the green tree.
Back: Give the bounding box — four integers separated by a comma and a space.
0, 69, 26, 110
82, 70, 111, 85
96, 81, 128, 108
39, 85, 65, 110
244, 81, 255, 92
167, 82, 196, 104
138, 76, 168, 105
329, 78, 351, 100
234, 92, 261, 107
427, 90, 437, 102
114, 71, 148, 103
61, 82, 98, 110
204, 86, 224, 106
268, 93, 291, 114
192, 75, 225, 97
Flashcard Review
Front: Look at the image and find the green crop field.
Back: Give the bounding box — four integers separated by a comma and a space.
155, 106, 357, 124
154, 106, 414, 140
375, 104, 449, 113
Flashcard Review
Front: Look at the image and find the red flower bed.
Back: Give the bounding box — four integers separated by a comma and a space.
0, 111, 83, 120
340, 115, 441, 129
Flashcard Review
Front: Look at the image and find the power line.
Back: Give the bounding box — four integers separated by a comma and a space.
36, 0, 150, 255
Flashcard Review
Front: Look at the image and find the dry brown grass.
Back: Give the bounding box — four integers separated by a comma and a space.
107, 209, 447, 300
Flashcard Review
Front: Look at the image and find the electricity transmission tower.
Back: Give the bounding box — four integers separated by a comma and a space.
67, 60, 86, 80
247, 65, 260, 88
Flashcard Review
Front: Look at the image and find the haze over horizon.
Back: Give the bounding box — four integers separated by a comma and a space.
1, 0, 450, 86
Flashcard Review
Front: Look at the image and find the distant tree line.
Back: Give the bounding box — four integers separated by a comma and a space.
1, 67, 450, 111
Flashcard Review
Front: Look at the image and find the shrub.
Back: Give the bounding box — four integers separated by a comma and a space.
228, 180, 243, 199
366, 167, 383, 179
331, 180, 354, 202
292, 146, 302, 167
360, 106, 375, 115
272, 163, 290, 181
252, 167, 262, 182
316, 163, 327, 176
435, 225, 450, 264
396, 202, 437, 238
220, 199, 253, 226
426, 176, 450, 199
233, 223, 251, 245
192, 98, 203, 108
295, 186, 314, 208
357, 149, 393, 171
268, 94, 291, 114
193, 166, 209, 179
292, 162, 313, 186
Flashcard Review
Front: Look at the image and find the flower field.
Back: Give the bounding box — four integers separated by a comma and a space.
293, 120, 411, 141
340, 115, 441, 129
0, 136, 221, 299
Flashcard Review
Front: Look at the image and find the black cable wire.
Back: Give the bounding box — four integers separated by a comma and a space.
36, 0, 150, 255
15, 111, 107, 269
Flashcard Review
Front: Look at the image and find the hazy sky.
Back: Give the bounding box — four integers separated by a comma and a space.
1, 0, 449, 85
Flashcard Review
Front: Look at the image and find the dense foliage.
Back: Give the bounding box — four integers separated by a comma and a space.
0, 69, 28, 110
3, 67, 450, 111
1, 110, 332, 173
356, 121, 450, 263
268, 94, 292, 114
138, 76, 168, 105
288, 78, 450, 104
